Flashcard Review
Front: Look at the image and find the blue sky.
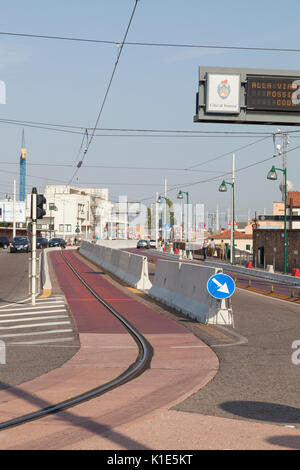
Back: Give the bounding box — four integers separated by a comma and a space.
1, 0, 300, 222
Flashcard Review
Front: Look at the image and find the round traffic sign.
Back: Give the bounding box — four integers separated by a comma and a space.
207, 273, 236, 300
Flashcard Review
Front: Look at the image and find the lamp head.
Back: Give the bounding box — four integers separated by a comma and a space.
177, 190, 183, 200
157, 196, 162, 203
218, 180, 227, 192
267, 166, 278, 181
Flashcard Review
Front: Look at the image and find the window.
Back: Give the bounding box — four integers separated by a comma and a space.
246, 244, 251, 251
59, 224, 72, 232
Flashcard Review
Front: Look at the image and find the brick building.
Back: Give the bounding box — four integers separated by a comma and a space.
253, 228, 300, 273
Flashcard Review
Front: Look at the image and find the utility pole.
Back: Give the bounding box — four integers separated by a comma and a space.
216, 204, 219, 232
13, 180, 16, 238
164, 179, 167, 245
155, 192, 159, 244
231, 153, 235, 265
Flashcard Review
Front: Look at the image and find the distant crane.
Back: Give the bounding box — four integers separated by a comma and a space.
19, 129, 27, 201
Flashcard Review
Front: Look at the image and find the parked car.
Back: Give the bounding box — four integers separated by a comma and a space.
49, 238, 66, 248
149, 239, 157, 248
36, 237, 49, 249
137, 239, 150, 249
0, 236, 9, 249
10, 236, 31, 253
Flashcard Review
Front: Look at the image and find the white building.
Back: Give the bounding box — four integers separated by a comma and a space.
26, 185, 112, 243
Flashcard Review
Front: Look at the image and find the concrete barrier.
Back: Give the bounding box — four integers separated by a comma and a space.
79, 241, 152, 291
149, 259, 233, 325
40, 247, 63, 295
95, 240, 138, 249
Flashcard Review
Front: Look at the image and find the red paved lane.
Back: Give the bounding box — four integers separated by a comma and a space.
50, 251, 126, 334
51, 250, 187, 336
0, 248, 219, 450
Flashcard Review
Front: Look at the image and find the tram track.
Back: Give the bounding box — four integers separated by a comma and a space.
0, 251, 153, 431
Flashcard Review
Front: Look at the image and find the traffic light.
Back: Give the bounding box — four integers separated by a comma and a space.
31, 188, 46, 220
36, 194, 46, 219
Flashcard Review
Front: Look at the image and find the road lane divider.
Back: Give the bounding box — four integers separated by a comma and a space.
79, 241, 152, 291
148, 259, 233, 326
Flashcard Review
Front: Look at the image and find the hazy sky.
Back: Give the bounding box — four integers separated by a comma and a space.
1, 0, 300, 222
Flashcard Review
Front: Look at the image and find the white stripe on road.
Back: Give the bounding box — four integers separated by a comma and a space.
0, 304, 65, 312
0, 321, 70, 330
0, 309, 67, 318
10, 337, 76, 345
0, 329, 73, 338
0, 315, 69, 324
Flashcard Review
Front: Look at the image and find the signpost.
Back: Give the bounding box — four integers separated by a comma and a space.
207, 273, 236, 300
194, 66, 300, 126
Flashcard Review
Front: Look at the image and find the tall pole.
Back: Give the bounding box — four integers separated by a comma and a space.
164, 179, 167, 245
284, 168, 287, 274
186, 192, 189, 255
155, 192, 158, 244
13, 180, 16, 238
231, 153, 235, 265
31, 189, 37, 306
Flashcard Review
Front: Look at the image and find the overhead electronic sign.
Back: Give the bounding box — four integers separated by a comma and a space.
194, 67, 300, 126
247, 76, 300, 112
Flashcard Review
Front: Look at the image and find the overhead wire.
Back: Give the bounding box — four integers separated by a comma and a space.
68, 0, 139, 185
2, 30, 300, 54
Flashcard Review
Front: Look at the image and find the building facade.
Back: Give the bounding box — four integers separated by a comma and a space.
253, 228, 300, 273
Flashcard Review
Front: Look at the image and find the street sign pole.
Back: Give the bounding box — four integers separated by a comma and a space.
31, 189, 37, 306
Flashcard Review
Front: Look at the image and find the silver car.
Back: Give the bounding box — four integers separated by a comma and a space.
137, 240, 150, 249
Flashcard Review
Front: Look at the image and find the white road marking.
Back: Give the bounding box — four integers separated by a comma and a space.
10, 337, 76, 345
0, 315, 69, 324
0, 321, 70, 330
0, 304, 65, 312
0, 329, 73, 338
0, 309, 67, 318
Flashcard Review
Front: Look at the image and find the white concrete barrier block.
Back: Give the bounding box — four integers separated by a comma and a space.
149, 259, 234, 326
79, 241, 152, 291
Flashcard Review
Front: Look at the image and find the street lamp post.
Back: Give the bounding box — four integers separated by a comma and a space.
218, 154, 235, 265
177, 190, 189, 255
49, 204, 58, 239
219, 180, 235, 265
267, 165, 287, 274
157, 195, 168, 248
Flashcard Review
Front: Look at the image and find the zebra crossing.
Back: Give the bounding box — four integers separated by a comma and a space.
0, 295, 78, 345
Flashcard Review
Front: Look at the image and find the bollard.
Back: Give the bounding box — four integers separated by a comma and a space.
270, 285, 274, 294
248, 280, 251, 288
291, 290, 295, 298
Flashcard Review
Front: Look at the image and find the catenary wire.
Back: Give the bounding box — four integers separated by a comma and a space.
2, 30, 300, 54
68, 0, 139, 185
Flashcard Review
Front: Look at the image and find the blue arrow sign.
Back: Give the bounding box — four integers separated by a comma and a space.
207, 273, 235, 300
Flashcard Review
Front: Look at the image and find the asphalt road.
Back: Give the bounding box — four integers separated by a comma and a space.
174, 289, 300, 428
0, 248, 79, 390
130, 248, 300, 428
130, 248, 300, 299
